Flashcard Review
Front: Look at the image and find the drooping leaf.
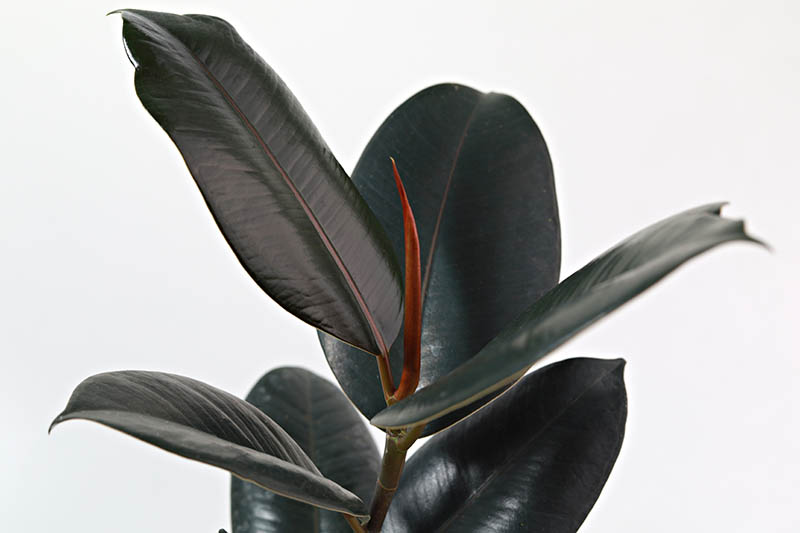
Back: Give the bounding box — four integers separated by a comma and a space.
320, 83, 560, 434
116, 10, 403, 356
383, 357, 627, 533
49, 371, 367, 518
373, 203, 761, 429
231, 368, 380, 532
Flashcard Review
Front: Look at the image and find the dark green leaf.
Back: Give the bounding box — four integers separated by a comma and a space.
116, 10, 402, 356
232, 368, 380, 532
49, 371, 367, 518
373, 203, 761, 429
384, 357, 627, 533
320, 84, 560, 434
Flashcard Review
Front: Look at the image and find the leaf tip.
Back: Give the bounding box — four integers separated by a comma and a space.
610, 358, 627, 377
739, 228, 771, 252
48, 414, 64, 435
716, 203, 770, 252
737, 221, 771, 252
712, 201, 730, 215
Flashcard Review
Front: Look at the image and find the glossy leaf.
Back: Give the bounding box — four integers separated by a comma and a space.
373, 203, 761, 429
50, 371, 367, 518
117, 10, 402, 356
321, 83, 560, 434
232, 368, 380, 532
383, 357, 627, 533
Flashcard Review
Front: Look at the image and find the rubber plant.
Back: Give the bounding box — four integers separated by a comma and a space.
50, 10, 763, 533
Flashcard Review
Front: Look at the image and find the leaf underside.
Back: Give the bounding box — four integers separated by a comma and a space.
231, 368, 380, 532
320, 83, 560, 435
372, 203, 761, 429
384, 357, 627, 533
50, 371, 367, 517
118, 9, 403, 356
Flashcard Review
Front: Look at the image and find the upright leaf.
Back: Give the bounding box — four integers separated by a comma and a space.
117, 10, 402, 356
321, 84, 560, 434
373, 204, 761, 429
390, 158, 422, 401
50, 371, 367, 518
232, 368, 380, 532
384, 358, 627, 533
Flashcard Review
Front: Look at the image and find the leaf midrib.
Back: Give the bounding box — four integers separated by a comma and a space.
54, 408, 317, 472
135, 14, 388, 356
420, 97, 481, 308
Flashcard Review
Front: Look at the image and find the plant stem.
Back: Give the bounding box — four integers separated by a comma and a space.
395, 423, 425, 452
366, 434, 407, 532
365, 424, 424, 532
365, 160, 425, 531
344, 514, 366, 533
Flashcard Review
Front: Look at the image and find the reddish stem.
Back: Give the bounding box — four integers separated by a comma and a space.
389, 158, 422, 402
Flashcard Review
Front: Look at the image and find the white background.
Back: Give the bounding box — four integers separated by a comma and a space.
2, 1, 798, 531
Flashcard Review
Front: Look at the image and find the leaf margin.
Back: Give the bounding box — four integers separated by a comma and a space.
49, 370, 369, 518
372, 203, 763, 429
